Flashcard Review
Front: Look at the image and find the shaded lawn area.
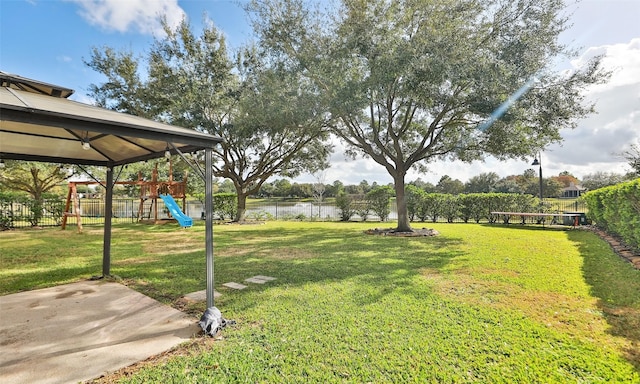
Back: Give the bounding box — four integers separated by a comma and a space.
1, 222, 639, 383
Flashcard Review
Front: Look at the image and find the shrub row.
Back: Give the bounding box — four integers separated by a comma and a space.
406, 188, 539, 224
335, 187, 541, 223
584, 179, 640, 250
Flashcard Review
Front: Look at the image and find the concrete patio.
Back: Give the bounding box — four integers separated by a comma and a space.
0, 280, 200, 384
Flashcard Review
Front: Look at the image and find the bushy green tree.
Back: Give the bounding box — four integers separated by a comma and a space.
366, 186, 394, 222
440, 195, 460, 223
335, 192, 355, 221
581, 171, 630, 191
405, 184, 426, 221
0, 161, 70, 226
459, 194, 488, 223
494, 177, 523, 194
464, 172, 500, 193
436, 175, 465, 195
248, 0, 608, 232
423, 193, 446, 223
213, 193, 237, 220
353, 196, 371, 222
86, 19, 330, 222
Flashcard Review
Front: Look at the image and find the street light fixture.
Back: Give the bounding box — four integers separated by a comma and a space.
531, 155, 543, 211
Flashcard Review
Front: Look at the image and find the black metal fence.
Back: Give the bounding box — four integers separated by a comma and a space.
550, 200, 587, 213
1, 197, 587, 229
0, 199, 140, 229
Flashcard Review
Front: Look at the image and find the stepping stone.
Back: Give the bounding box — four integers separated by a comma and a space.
253, 275, 277, 281
245, 277, 268, 284
222, 282, 247, 290
183, 289, 221, 302
245, 275, 277, 284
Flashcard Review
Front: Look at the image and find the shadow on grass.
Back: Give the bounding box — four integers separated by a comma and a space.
567, 230, 640, 372
1, 266, 102, 294
218, 225, 463, 278
0, 223, 196, 295
1, 222, 464, 325
478, 222, 574, 233
112, 224, 465, 313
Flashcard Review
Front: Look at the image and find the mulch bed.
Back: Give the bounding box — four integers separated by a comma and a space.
364, 227, 440, 237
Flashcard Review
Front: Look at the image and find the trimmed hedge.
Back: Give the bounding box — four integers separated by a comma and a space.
407, 192, 537, 224
584, 178, 640, 250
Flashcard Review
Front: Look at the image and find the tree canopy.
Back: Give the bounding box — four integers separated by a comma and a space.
464, 172, 500, 193
0, 161, 70, 200
0, 161, 72, 225
85, 19, 331, 221
247, 0, 608, 231
621, 143, 640, 176
581, 171, 631, 191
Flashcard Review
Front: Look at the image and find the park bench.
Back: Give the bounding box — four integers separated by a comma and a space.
490, 212, 583, 227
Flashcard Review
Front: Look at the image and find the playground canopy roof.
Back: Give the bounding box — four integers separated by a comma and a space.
0, 71, 223, 166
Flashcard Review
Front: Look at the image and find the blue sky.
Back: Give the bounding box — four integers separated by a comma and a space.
1, 0, 639, 185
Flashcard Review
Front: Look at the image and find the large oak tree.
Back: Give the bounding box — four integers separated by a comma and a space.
86, 19, 330, 221
248, 0, 608, 231
0, 161, 72, 225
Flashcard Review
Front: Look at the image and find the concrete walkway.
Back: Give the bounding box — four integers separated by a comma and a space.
0, 280, 200, 384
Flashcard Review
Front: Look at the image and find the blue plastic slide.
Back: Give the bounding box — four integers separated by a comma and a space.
159, 194, 193, 228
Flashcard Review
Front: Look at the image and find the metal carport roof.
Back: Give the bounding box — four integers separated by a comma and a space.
0, 71, 222, 309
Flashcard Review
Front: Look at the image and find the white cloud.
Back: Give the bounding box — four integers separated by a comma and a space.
68, 0, 186, 36
573, 38, 640, 90
548, 38, 640, 173
56, 55, 73, 63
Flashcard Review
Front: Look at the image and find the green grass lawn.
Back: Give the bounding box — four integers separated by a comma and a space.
1, 222, 639, 383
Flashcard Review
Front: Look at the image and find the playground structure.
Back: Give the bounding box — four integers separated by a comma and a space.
62, 161, 191, 231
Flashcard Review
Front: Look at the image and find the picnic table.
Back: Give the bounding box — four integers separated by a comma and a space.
490, 211, 582, 227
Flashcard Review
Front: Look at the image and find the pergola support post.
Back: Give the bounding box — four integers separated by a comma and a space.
102, 166, 114, 277
204, 148, 215, 308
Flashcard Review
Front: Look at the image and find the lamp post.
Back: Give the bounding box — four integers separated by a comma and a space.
531, 155, 543, 211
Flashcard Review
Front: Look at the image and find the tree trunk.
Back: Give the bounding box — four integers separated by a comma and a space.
235, 191, 248, 222
393, 173, 412, 232
31, 170, 44, 227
